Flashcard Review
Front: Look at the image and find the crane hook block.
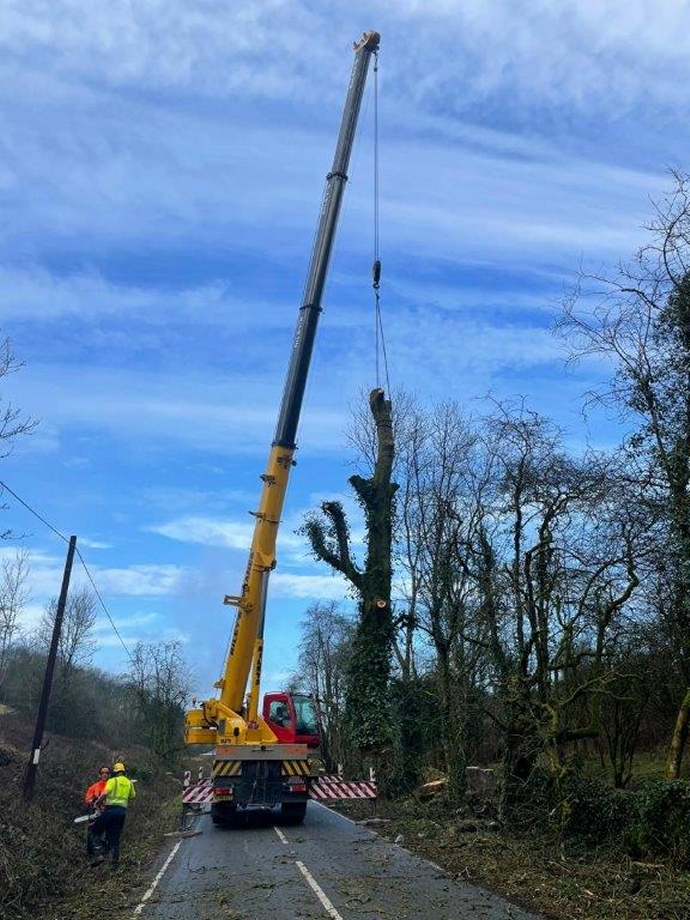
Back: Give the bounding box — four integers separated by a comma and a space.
372, 259, 381, 288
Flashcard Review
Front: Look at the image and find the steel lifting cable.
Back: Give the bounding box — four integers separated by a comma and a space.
372, 50, 392, 397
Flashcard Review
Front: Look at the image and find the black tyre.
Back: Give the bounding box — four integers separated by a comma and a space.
280, 801, 307, 824
211, 803, 236, 826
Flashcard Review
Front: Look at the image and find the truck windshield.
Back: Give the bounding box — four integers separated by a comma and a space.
293, 696, 319, 735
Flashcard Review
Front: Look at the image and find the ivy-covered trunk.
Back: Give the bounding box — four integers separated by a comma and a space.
345, 390, 397, 762
302, 389, 398, 774
500, 681, 541, 821
437, 654, 467, 806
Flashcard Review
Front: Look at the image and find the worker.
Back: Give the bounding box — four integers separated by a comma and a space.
95, 761, 136, 869
274, 703, 291, 727
83, 766, 110, 858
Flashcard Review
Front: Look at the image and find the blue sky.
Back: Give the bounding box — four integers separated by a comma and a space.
1, 1, 688, 698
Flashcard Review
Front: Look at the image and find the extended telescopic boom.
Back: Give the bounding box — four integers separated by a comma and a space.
185, 31, 380, 748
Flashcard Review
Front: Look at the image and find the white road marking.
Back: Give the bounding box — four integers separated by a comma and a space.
132, 839, 183, 916
273, 826, 289, 845
275, 823, 343, 918
311, 800, 358, 822
311, 799, 377, 830
296, 860, 345, 920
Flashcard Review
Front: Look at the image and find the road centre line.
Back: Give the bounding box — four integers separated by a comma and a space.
274, 825, 344, 918
274, 826, 289, 844
296, 860, 345, 920
133, 839, 183, 916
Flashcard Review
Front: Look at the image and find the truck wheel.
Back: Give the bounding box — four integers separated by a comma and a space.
280, 801, 307, 824
211, 804, 236, 826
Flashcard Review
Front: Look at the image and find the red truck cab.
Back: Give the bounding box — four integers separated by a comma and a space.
263, 692, 322, 749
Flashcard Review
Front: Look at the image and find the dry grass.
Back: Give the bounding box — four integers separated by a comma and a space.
340, 797, 690, 920
0, 716, 184, 920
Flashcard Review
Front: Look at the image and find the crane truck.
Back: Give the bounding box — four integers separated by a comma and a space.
184, 31, 380, 825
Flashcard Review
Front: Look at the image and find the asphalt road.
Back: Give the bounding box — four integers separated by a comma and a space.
136, 803, 541, 920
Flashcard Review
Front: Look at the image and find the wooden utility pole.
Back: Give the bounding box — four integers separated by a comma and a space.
22, 535, 77, 802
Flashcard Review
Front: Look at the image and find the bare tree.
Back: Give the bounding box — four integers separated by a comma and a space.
127, 639, 192, 760
394, 401, 490, 803
600, 632, 654, 788
557, 170, 690, 777
0, 336, 37, 457
0, 549, 29, 692
475, 403, 641, 813
0, 334, 38, 536
291, 602, 354, 771
39, 586, 98, 686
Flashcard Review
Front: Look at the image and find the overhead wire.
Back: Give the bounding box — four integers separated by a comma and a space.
75, 547, 134, 663
0, 477, 134, 663
0, 478, 69, 544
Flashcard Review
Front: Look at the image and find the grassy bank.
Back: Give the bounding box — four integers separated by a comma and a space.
356, 796, 690, 920
0, 714, 186, 920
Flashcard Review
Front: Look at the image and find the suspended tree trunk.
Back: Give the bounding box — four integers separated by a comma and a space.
666, 687, 690, 780
303, 389, 397, 763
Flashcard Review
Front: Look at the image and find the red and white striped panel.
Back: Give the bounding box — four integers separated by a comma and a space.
182, 780, 213, 805
309, 775, 377, 801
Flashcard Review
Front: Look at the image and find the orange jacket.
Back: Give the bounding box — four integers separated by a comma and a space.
84, 778, 108, 806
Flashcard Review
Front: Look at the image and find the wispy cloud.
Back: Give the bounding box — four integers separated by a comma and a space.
271, 572, 350, 601
79, 537, 112, 550
2, 0, 687, 694
87, 564, 186, 596
7, 547, 188, 603
0, 265, 235, 324
148, 516, 265, 551
4, 2, 690, 118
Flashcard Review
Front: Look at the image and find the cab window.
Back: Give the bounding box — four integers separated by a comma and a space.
293, 696, 319, 734
268, 700, 291, 727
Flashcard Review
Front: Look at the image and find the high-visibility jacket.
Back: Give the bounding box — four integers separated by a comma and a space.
103, 774, 136, 808
84, 778, 108, 806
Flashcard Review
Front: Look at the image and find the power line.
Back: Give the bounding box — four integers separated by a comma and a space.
76, 548, 134, 664
0, 479, 69, 543
0, 478, 133, 663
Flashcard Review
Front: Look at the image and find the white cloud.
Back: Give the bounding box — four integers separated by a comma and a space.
79, 537, 112, 550
4, 547, 188, 605
149, 516, 256, 550
91, 564, 188, 596
0, 265, 236, 324
17, 602, 45, 631
2, 1, 690, 119
147, 516, 306, 552
92, 610, 159, 633
271, 572, 350, 601
2, 363, 283, 455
